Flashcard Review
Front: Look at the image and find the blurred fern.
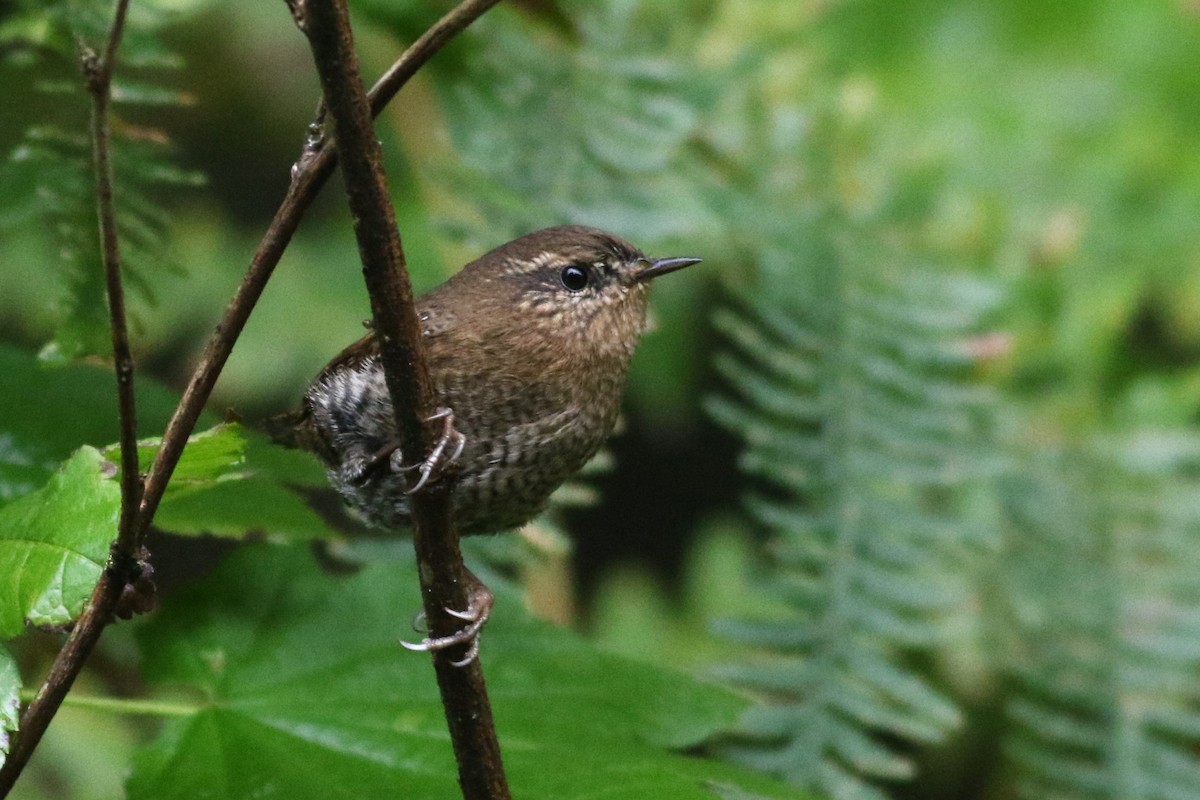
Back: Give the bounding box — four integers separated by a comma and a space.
1001, 436, 1200, 800
0, 0, 204, 362
413, 0, 722, 246
706, 231, 997, 798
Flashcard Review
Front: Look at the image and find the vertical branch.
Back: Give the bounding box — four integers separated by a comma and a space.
87, 0, 144, 552
301, 2, 511, 799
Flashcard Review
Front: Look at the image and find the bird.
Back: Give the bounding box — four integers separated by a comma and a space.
272, 225, 700, 662
278, 224, 700, 537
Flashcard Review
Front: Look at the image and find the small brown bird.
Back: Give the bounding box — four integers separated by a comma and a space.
280, 225, 700, 538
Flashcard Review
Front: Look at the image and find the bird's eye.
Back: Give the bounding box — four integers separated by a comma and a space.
560, 265, 589, 292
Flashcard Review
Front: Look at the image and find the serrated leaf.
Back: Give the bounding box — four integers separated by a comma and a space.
0, 447, 118, 637
0, 344, 199, 507
128, 545, 808, 800
103, 423, 245, 492
154, 477, 332, 541
0, 347, 331, 546
104, 423, 331, 541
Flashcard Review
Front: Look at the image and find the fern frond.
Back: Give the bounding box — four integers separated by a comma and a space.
421, 2, 722, 244
1002, 437, 1200, 800
710, 230, 996, 799
0, 0, 204, 362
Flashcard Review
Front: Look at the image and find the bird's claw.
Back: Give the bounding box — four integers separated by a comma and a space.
400, 582, 493, 668
401, 630, 480, 669
405, 406, 466, 495
348, 440, 400, 486
349, 407, 465, 490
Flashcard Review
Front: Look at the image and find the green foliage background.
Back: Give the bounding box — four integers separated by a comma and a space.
2, 0, 1200, 799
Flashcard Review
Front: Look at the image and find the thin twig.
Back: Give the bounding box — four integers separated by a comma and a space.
88, 4, 144, 556
302, 2, 510, 798
0, 1, 501, 794
0, 1, 139, 793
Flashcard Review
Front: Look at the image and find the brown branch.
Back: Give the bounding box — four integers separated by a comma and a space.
302, 2, 510, 799
0, 1, 501, 795
88, 2, 144, 554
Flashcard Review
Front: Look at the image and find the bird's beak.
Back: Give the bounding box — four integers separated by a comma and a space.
634, 256, 703, 283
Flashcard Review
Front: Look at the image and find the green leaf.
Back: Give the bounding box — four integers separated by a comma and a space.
129, 545, 808, 800
0, 447, 119, 638
103, 423, 331, 541
0, 645, 19, 761
105, 423, 245, 492
0, 344, 190, 507
154, 476, 331, 541
0, 344, 328, 541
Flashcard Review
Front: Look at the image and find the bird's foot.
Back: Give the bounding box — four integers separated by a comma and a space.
401, 578, 493, 668
345, 406, 465, 490
404, 406, 466, 495
347, 440, 400, 486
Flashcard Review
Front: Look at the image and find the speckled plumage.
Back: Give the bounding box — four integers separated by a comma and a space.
283, 225, 699, 536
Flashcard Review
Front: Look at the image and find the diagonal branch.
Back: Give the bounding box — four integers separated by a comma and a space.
0, 1, 501, 794
301, 1, 510, 798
